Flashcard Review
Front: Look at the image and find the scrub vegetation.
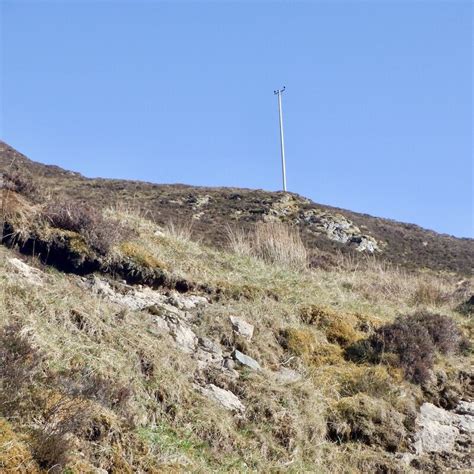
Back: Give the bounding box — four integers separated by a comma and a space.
0, 145, 472, 472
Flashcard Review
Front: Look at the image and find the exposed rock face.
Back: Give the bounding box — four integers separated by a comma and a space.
264, 193, 307, 221
300, 209, 379, 253
162, 314, 198, 353
413, 402, 474, 456
229, 316, 254, 340
258, 194, 380, 253
167, 293, 208, 311
83, 276, 168, 310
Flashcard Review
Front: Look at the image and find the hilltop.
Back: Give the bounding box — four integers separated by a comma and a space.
0, 141, 473, 473
1, 140, 472, 275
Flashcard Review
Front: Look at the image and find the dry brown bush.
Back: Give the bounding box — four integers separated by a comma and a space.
42, 200, 134, 255
411, 279, 449, 306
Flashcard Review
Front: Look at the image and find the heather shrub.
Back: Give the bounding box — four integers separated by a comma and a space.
42, 200, 134, 255
0, 323, 43, 398
409, 311, 463, 354
2, 170, 39, 200
78, 374, 133, 414
456, 295, 474, 316
346, 312, 465, 384
373, 318, 435, 384
32, 395, 91, 471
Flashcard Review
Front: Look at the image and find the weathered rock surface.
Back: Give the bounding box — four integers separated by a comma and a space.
196, 384, 245, 413
195, 337, 224, 366
233, 350, 261, 371
300, 209, 379, 253
167, 293, 208, 311
229, 316, 254, 340
82, 276, 207, 314
7, 257, 44, 286
82, 276, 167, 310
413, 402, 474, 455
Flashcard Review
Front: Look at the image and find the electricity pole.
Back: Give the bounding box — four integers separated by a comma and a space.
274, 86, 287, 192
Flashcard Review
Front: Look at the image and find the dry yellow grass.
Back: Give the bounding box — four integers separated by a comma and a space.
0, 419, 39, 474
227, 221, 308, 270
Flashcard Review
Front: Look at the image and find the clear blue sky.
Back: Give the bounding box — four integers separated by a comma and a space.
1, 1, 472, 237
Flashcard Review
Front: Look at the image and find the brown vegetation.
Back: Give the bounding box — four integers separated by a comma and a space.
42, 200, 133, 255
0, 141, 472, 472
1, 140, 472, 275
346, 312, 468, 384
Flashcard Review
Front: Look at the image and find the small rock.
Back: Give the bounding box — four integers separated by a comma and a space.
195, 337, 223, 365
229, 316, 254, 340
233, 350, 261, 371
170, 322, 197, 353
152, 316, 169, 333
456, 401, 474, 417
198, 337, 223, 357
8, 258, 44, 286
197, 384, 244, 413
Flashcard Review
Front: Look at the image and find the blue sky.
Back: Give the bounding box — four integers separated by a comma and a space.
1, 1, 472, 237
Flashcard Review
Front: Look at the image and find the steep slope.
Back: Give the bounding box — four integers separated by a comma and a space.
0, 205, 472, 472
0, 154, 473, 472
1, 140, 472, 275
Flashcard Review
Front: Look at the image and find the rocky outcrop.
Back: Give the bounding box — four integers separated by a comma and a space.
300, 209, 379, 253
412, 401, 474, 469
76, 275, 257, 409
260, 194, 380, 253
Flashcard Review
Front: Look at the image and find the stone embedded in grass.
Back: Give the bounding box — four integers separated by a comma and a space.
413, 403, 474, 455
196, 384, 245, 413
233, 350, 261, 371
167, 318, 197, 353
195, 337, 224, 366
229, 316, 254, 340
7, 257, 44, 286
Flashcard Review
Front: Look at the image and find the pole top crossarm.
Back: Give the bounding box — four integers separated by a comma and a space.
273, 86, 286, 95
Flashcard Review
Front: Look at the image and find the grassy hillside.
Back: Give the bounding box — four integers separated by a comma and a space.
0, 176, 472, 472
1, 140, 473, 275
